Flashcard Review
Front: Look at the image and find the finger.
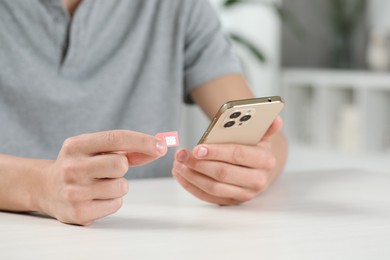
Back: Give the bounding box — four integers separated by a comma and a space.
262, 116, 283, 139
90, 178, 129, 200
61, 130, 167, 157
188, 142, 276, 169
64, 178, 128, 202
173, 159, 269, 191
173, 164, 256, 202
172, 169, 239, 206
98, 151, 162, 168
125, 152, 164, 166
59, 153, 128, 184
86, 153, 129, 179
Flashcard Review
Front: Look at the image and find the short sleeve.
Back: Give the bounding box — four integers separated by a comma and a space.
183, 0, 242, 104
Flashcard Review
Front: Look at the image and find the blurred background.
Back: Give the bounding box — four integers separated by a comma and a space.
181, 0, 390, 173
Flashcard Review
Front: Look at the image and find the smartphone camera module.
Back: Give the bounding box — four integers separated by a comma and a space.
240, 115, 252, 122
222, 108, 255, 128
230, 112, 241, 119
224, 121, 235, 128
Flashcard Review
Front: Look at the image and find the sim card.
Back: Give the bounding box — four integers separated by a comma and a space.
155, 131, 180, 147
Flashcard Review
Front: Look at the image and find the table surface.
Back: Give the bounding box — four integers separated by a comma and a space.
1, 169, 389, 260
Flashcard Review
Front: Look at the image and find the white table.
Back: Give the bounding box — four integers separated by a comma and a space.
1, 169, 389, 260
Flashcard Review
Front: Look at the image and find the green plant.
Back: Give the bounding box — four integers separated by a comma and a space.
328, 0, 367, 36
222, 0, 302, 64
328, 0, 367, 68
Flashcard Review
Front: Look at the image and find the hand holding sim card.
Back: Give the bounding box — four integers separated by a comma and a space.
155, 131, 180, 147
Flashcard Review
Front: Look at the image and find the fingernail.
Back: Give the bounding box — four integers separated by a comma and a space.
176, 150, 188, 163
197, 146, 208, 157
156, 140, 167, 155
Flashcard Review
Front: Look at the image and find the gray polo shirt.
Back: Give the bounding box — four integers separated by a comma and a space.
0, 0, 241, 178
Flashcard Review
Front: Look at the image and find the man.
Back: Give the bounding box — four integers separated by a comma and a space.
0, 0, 287, 225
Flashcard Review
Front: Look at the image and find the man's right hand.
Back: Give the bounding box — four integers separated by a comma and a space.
35, 130, 167, 225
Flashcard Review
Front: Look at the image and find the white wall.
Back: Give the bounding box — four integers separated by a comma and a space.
181, 0, 281, 148
369, 0, 390, 31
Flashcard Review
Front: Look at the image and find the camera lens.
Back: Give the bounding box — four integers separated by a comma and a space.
224, 121, 235, 128
230, 112, 241, 119
240, 115, 252, 122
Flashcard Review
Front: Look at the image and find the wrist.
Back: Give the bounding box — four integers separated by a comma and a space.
26, 158, 55, 213
0, 154, 54, 213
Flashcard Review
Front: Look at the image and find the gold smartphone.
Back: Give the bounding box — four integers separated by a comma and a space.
198, 96, 284, 145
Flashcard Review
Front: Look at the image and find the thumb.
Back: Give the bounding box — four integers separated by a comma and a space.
262, 116, 283, 140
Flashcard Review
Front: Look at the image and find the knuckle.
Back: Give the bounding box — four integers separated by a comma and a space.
265, 155, 277, 170
70, 207, 90, 225
110, 156, 129, 178
190, 159, 205, 173
252, 177, 267, 192
208, 183, 222, 196
62, 162, 77, 174
119, 179, 129, 195
132, 134, 155, 155
105, 131, 123, 146
62, 137, 80, 155
60, 162, 80, 183
63, 186, 82, 203
215, 166, 229, 182
118, 156, 129, 175
141, 135, 155, 152
232, 146, 246, 165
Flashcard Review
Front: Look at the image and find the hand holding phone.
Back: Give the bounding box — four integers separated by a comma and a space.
173, 96, 285, 206
199, 96, 284, 145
